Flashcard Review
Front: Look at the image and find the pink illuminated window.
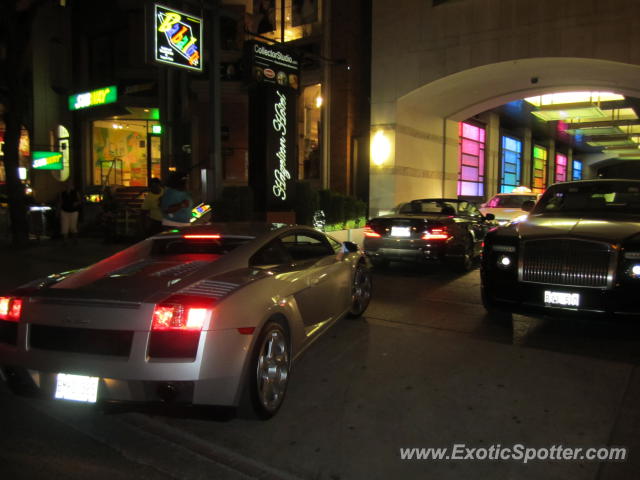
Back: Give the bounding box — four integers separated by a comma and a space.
555, 153, 567, 183
458, 122, 485, 197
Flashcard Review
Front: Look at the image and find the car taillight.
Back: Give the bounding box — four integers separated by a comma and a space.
421, 227, 450, 240
149, 296, 214, 359
152, 304, 209, 331
183, 234, 221, 240
0, 297, 22, 322
363, 225, 381, 238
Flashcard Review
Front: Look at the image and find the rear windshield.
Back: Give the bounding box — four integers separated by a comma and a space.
50, 235, 252, 291
487, 195, 538, 208
151, 236, 253, 255
399, 200, 459, 215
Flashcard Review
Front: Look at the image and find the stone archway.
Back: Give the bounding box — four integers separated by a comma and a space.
370, 58, 640, 215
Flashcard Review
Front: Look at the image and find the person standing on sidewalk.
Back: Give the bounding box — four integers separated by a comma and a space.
58, 181, 82, 244
160, 171, 193, 229
140, 177, 164, 237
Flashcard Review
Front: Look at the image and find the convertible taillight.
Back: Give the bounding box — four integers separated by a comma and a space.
363, 225, 381, 238
0, 296, 22, 322
421, 227, 450, 241
149, 296, 214, 359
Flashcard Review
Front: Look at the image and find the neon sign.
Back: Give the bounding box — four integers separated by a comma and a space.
272, 91, 291, 201
32, 151, 63, 170
154, 4, 202, 72
68, 86, 117, 111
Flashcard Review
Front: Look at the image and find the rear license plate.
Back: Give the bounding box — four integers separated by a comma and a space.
391, 226, 411, 237
55, 373, 99, 403
544, 290, 580, 307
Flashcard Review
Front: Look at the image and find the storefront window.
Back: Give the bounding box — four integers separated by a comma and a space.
249, 0, 322, 42
572, 159, 583, 180
90, 110, 160, 187
51, 125, 70, 182
555, 152, 567, 183
0, 124, 31, 184
532, 144, 548, 193
500, 135, 522, 193
458, 122, 485, 197
298, 83, 322, 179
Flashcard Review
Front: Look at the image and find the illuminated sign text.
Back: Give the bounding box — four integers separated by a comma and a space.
154, 4, 202, 72
32, 151, 63, 170
68, 86, 117, 111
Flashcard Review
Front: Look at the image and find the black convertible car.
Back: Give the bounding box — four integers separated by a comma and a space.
481, 179, 640, 320
363, 198, 495, 271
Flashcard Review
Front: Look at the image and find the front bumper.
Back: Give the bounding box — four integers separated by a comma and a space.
482, 280, 640, 320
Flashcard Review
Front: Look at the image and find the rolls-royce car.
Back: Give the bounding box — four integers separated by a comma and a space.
363, 198, 495, 271
481, 179, 640, 320
0, 224, 372, 419
479, 191, 541, 225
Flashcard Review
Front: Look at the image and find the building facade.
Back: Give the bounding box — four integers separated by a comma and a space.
370, 0, 640, 215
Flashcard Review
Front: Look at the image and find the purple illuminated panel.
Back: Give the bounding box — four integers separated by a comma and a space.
458, 122, 485, 197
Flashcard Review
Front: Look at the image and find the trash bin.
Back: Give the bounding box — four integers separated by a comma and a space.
28, 205, 52, 240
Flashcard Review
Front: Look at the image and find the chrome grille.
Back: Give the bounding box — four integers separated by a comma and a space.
520, 239, 614, 288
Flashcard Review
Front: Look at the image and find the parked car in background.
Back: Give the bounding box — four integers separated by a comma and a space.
480, 189, 540, 225
481, 179, 640, 321
363, 198, 495, 272
0, 223, 372, 419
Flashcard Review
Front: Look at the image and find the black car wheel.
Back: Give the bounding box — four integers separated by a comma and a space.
481, 287, 512, 324
241, 319, 291, 420
348, 264, 372, 317
370, 257, 388, 269
453, 235, 475, 273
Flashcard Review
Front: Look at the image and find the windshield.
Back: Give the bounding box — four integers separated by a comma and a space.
532, 182, 640, 216
399, 200, 459, 215
487, 195, 538, 208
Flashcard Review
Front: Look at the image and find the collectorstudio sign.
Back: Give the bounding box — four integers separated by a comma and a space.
247, 41, 299, 213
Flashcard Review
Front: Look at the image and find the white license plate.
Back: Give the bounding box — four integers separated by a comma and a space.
55, 373, 99, 403
544, 290, 580, 307
391, 226, 411, 237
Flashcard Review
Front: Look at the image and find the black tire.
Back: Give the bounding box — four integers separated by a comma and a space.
452, 236, 475, 273
348, 263, 372, 317
239, 319, 291, 420
370, 257, 388, 269
481, 287, 513, 325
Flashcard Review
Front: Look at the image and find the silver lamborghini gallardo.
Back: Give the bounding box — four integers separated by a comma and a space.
0, 224, 372, 419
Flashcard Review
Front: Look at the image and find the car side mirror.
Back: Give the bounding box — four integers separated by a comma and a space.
342, 241, 359, 253
521, 200, 535, 212
484, 213, 495, 221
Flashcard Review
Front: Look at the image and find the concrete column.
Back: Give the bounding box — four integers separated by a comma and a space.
521, 128, 532, 187
546, 139, 556, 187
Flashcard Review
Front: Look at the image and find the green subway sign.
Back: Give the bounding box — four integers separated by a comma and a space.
68, 86, 117, 111
33, 151, 63, 170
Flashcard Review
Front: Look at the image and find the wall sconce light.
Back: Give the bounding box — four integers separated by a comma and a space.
315, 96, 323, 108
371, 130, 391, 166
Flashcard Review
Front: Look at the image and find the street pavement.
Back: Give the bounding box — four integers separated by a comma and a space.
0, 238, 639, 479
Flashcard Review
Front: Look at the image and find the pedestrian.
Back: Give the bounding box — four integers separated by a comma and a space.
160, 171, 193, 229
140, 177, 164, 237
58, 180, 82, 244
100, 186, 119, 243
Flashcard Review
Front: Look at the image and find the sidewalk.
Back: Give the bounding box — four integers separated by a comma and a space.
0, 237, 132, 292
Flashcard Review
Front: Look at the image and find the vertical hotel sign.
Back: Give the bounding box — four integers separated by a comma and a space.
247, 41, 300, 212
153, 4, 202, 72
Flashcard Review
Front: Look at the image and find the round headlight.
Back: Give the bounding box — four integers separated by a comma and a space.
497, 254, 513, 269
630, 264, 640, 278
